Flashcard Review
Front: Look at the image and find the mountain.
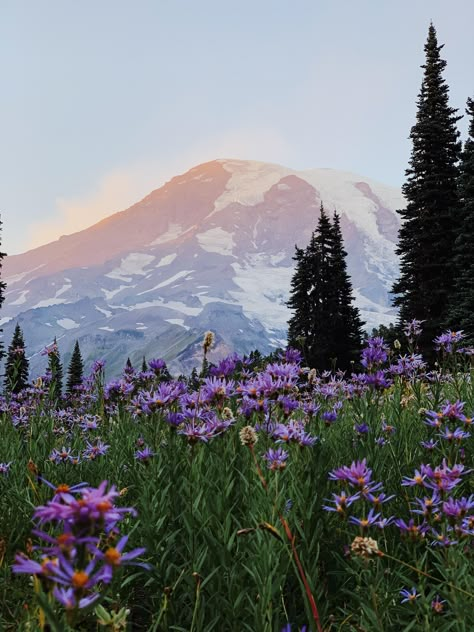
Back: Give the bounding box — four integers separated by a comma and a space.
1, 159, 403, 377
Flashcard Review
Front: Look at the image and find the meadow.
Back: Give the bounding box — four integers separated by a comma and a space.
0, 325, 473, 631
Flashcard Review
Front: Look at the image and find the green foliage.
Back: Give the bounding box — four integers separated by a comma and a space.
1, 353, 473, 630
66, 340, 84, 395
450, 97, 474, 343
4, 323, 29, 394
288, 204, 364, 370
0, 216, 6, 362
47, 338, 63, 404
392, 24, 462, 358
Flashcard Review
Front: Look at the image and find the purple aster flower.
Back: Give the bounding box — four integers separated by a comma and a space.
83, 439, 110, 461
402, 469, 426, 488
322, 410, 338, 425
430, 531, 458, 547
262, 447, 289, 471
394, 518, 429, 539
420, 439, 439, 450
400, 587, 420, 603
323, 491, 361, 515
282, 347, 303, 364
135, 446, 156, 462
0, 461, 12, 475
431, 595, 446, 614
354, 423, 369, 435
93, 535, 150, 582
442, 496, 474, 520
410, 493, 441, 517
438, 427, 471, 442
148, 358, 167, 373
403, 319, 425, 341
361, 337, 389, 370
49, 447, 80, 465
434, 330, 465, 353
52, 586, 100, 610
349, 508, 381, 530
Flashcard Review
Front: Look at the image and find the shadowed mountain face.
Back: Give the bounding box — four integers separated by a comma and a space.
2, 159, 403, 377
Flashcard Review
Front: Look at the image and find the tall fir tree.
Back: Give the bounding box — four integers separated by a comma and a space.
287, 204, 363, 370
4, 323, 29, 394
392, 24, 462, 356
0, 216, 6, 361
47, 337, 63, 403
287, 245, 312, 347
66, 340, 84, 396
326, 211, 365, 367
450, 97, 474, 342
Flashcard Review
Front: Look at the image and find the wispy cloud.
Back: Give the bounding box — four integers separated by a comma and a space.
25, 128, 289, 251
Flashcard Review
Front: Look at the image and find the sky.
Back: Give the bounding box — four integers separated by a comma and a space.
2, 0, 473, 255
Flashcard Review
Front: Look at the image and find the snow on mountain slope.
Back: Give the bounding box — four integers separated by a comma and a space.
2, 159, 404, 376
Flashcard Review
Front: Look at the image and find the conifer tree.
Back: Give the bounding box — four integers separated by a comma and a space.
450, 97, 474, 342
47, 338, 63, 403
287, 205, 363, 370
141, 356, 148, 372
66, 340, 84, 395
0, 216, 6, 361
4, 323, 29, 394
326, 211, 365, 367
287, 245, 311, 348
124, 357, 134, 377
392, 24, 462, 355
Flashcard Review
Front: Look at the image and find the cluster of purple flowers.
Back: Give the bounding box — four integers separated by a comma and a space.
324, 459, 395, 530
13, 479, 149, 611
434, 330, 465, 353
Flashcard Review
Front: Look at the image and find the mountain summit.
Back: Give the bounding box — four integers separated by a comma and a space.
2, 159, 403, 375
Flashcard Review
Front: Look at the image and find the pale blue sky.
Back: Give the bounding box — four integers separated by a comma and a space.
2, 0, 473, 254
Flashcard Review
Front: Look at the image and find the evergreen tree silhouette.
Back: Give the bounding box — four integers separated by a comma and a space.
450, 97, 474, 342
0, 216, 6, 361
47, 338, 63, 403
66, 340, 84, 396
392, 24, 462, 356
4, 323, 29, 394
287, 205, 363, 369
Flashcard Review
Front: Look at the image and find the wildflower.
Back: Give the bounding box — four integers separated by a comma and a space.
83, 440, 110, 460
354, 423, 369, 435
49, 447, 79, 464
52, 586, 100, 610
94, 535, 149, 582
350, 536, 379, 558
134, 447, 155, 463
420, 439, 438, 450
203, 331, 215, 354
239, 425, 258, 446
410, 493, 441, 517
262, 447, 288, 471
438, 427, 470, 443
401, 469, 426, 488
349, 509, 381, 530
148, 358, 167, 373
400, 587, 420, 603
431, 596, 446, 614
323, 491, 360, 515
361, 337, 389, 370
442, 496, 474, 520
394, 518, 429, 540
0, 462, 12, 475
434, 330, 465, 353
222, 407, 234, 421
403, 319, 425, 342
